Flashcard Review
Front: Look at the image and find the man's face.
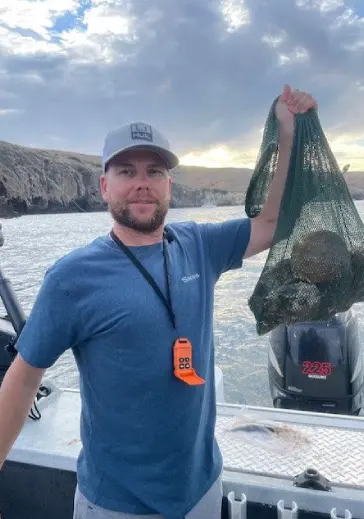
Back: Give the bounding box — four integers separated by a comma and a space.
100, 149, 172, 234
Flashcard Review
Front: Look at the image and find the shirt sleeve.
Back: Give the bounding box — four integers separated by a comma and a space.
199, 218, 251, 279
15, 268, 85, 369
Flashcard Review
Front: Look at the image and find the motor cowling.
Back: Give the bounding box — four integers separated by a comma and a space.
268, 310, 363, 415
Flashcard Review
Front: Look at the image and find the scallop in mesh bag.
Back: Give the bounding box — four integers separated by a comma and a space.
246, 96, 364, 335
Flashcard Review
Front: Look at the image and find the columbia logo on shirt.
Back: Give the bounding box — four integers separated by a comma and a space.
181, 273, 200, 283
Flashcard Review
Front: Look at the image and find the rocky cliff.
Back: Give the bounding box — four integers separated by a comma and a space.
0, 141, 243, 218
170, 164, 364, 199
0, 140, 362, 218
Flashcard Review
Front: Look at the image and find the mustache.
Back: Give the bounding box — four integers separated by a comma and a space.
127, 197, 159, 203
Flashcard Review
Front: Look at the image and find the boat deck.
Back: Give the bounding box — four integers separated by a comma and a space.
6, 382, 364, 518
217, 409, 364, 491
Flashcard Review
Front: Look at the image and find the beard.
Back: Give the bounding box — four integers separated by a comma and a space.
109, 199, 169, 234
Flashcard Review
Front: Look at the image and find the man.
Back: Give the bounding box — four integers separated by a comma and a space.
0, 84, 317, 519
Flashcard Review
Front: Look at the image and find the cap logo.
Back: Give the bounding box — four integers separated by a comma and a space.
130, 123, 153, 142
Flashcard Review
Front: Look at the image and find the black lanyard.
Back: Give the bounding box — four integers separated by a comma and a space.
110, 230, 177, 330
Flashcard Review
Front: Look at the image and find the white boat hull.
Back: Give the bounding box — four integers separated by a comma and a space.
2, 377, 364, 519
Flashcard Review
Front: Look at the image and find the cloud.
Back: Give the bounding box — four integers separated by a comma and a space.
0, 0, 78, 39
328, 133, 364, 170
0, 0, 363, 169
296, 0, 345, 12
179, 145, 260, 170
221, 0, 250, 31
0, 108, 24, 116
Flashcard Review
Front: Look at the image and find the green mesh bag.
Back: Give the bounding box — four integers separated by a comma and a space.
246, 96, 364, 336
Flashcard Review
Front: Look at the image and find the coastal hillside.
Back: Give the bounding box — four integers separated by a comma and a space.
0, 140, 362, 217
171, 165, 364, 199
0, 141, 242, 217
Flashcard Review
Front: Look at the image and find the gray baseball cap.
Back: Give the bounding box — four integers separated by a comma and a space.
102, 122, 179, 172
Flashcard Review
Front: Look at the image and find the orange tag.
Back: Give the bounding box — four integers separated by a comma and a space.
173, 338, 205, 386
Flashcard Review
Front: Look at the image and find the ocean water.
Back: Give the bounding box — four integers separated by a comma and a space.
2, 202, 364, 407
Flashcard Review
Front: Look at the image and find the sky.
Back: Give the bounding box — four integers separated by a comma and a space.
0, 0, 363, 170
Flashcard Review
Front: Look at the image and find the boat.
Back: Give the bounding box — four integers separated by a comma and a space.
1, 225, 364, 519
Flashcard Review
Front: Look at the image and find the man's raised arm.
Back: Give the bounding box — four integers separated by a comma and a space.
244, 84, 318, 259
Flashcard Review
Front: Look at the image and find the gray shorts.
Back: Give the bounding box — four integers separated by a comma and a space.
73, 473, 222, 519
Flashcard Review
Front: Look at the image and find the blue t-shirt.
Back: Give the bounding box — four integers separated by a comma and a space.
16, 218, 251, 519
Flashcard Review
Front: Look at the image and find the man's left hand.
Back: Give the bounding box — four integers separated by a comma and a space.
275, 84, 318, 133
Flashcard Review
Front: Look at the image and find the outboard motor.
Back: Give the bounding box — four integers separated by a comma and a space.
268, 310, 363, 415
